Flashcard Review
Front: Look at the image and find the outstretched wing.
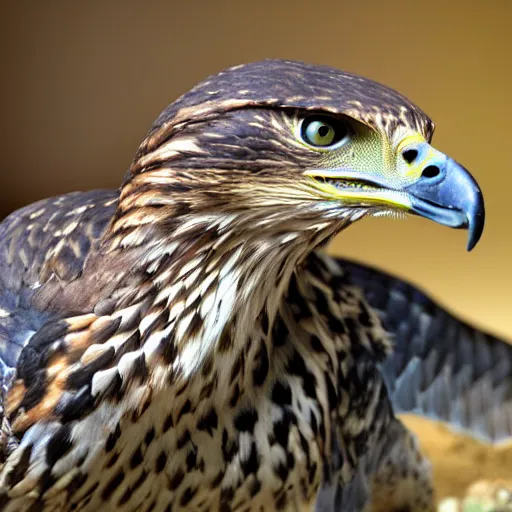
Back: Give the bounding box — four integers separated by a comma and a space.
0, 190, 118, 387
341, 257, 512, 444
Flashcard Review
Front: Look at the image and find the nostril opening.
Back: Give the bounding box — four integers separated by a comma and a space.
402, 149, 418, 164
422, 165, 441, 178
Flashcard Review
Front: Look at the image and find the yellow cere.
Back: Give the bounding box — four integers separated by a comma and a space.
396, 133, 428, 179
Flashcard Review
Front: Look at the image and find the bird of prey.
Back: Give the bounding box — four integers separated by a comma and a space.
0, 59, 508, 512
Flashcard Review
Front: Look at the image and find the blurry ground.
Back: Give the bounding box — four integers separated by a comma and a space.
401, 415, 512, 508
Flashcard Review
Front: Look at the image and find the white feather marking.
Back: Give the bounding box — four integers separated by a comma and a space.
174, 266, 240, 375
219, 248, 242, 279
139, 138, 205, 167
91, 367, 120, 397
146, 258, 162, 275
139, 311, 160, 335
155, 282, 183, 307
105, 330, 137, 352
182, 267, 202, 289
144, 323, 173, 364
168, 300, 185, 322
80, 344, 111, 366
28, 208, 46, 220
113, 303, 142, 329
199, 290, 217, 319
175, 312, 195, 341
198, 272, 216, 295
184, 284, 202, 309
238, 432, 253, 464
62, 221, 79, 235
153, 267, 173, 286
123, 384, 151, 411
201, 269, 239, 346
144, 241, 179, 263
212, 231, 232, 250
121, 229, 147, 248
217, 214, 239, 232
67, 205, 88, 215
280, 233, 299, 244
118, 350, 144, 379
178, 258, 200, 277
144, 243, 180, 273
150, 364, 169, 389
174, 215, 215, 236
174, 338, 203, 378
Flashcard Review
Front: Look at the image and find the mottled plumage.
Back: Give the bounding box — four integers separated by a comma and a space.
0, 59, 503, 511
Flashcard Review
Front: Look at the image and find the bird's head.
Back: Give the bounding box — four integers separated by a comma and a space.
115, 59, 484, 254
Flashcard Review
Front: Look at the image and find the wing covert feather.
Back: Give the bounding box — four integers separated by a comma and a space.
340, 258, 512, 444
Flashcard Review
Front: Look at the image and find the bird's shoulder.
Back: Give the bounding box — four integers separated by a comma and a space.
0, 188, 119, 368
0, 190, 120, 446
0, 189, 119, 295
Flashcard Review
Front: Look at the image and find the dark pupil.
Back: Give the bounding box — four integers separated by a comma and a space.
318, 125, 329, 137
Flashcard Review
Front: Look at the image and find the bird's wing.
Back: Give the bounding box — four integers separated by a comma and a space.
0, 190, 118, 384
340, 257, 512, 444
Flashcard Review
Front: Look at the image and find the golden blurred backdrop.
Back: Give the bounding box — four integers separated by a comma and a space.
2, 0, 512, 500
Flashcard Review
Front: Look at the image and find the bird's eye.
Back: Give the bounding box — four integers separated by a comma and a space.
300, 115, 350, 149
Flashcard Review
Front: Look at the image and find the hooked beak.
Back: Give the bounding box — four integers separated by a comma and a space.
404, 158, 485, 251
304, 143, 485, 251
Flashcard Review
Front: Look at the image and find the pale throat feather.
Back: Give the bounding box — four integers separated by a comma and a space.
127, 204, 365, 380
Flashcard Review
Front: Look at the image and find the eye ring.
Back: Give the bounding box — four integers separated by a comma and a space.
298, 115, 351, 150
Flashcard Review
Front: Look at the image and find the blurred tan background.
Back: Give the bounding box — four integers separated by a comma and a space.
2, 0, 512, 501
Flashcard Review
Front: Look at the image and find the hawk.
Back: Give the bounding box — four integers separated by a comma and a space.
0, 59, 508, 512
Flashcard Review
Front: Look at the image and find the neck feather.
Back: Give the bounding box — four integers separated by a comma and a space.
101, 177, 366, 381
